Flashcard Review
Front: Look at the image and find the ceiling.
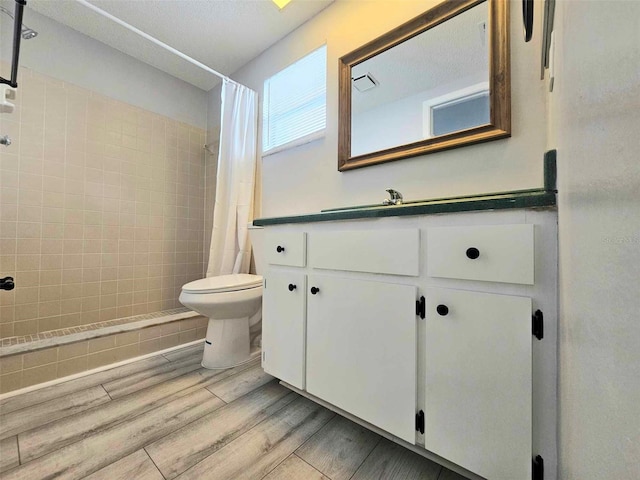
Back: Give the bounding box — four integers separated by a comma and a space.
27, 0, 334, 91
351, 1, 488, 114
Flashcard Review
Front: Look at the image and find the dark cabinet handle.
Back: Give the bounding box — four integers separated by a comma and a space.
436, 304, 449, 316
0, 276, 15, 291
276, 245, 285, 253
310, 287, 320, 295
466, 247, 480, 259
288, 284, 296, 291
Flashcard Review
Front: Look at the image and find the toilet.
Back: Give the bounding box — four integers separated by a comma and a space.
179, 225, 264, 369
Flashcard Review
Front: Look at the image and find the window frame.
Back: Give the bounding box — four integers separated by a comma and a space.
422, 82, 490, 139
262, 44, 327, 157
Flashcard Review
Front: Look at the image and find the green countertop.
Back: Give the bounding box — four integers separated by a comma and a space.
252, 188, 557, 226
253, 151, 558, 226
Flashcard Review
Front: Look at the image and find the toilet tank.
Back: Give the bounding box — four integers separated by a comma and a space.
248, 224, 265, 275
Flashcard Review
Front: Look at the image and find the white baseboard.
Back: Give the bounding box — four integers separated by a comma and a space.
0, 339, 204, 401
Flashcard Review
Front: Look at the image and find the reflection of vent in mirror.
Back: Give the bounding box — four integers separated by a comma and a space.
422, 82, 489, 139
353, 73, 379, 93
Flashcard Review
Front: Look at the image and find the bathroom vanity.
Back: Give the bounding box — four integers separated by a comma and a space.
254, 190, 557, 480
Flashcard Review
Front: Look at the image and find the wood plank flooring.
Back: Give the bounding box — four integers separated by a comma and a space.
0, 343, 469, 480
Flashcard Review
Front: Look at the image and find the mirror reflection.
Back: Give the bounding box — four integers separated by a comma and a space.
350, 1, 490, 157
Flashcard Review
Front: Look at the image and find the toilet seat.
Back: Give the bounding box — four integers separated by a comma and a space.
182, 274, 263, 294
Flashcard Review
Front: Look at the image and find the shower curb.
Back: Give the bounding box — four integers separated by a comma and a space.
0, 309, 200, 358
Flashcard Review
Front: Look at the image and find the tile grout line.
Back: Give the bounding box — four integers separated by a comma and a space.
290, 412, 340, 465
0, 385, 112, 442
15, 382, 223, 471
143, 446, 167, 480
201, 385, 226, 404
60, 357, 259, 456
294, 452, 334, 480
250, 399, 336, 480
16, 434, 22, 467
160, 385, 302, 480
346, 436, 383, 480
10, 360, 235, 464
4, 350, 253, 473
138, 381, 290, 477
100, 383, 113, 401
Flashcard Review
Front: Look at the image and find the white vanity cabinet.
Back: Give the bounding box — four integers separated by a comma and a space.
259, 208, 557, 480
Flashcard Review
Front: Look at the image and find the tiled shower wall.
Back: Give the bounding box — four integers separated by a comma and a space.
0, 66, 211, 339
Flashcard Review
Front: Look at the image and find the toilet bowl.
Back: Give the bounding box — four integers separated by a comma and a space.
179, 274, 262, 369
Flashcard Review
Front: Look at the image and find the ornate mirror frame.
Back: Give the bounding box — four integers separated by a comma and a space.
338, 0, 510, 171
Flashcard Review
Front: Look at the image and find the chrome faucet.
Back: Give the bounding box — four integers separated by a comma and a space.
383, 188, 403, 206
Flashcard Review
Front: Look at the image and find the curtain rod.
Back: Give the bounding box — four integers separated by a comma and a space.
0, 0, 27, 88
74, 0, 241, 88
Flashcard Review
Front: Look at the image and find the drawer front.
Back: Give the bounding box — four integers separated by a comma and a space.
308, 229, 420, 276
427, 224, 534, 284
264, 231, 306, 267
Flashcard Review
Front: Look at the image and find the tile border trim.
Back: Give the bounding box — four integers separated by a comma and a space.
0, 308, 200, 358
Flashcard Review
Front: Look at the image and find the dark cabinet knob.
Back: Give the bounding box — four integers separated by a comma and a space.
288, 284, 296, 291
436, 304, 449, 316
276, 245, 285, 253
465, 247, 480, 259
310, 287, 320, 295
0, 276, 15, 291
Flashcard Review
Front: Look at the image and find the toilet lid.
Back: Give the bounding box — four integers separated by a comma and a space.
182, 274, 263, 294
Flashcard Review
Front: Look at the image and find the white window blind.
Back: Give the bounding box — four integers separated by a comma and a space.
262, 45, 326, 154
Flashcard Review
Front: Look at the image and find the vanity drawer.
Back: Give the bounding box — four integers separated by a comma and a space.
264, 231, 306, 267
308, 229, 419, 276
427, 224, 534, 285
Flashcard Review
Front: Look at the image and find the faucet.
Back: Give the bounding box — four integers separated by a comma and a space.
383, 188, 403, 206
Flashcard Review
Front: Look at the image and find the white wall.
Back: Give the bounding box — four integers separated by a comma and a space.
1, 7, 208, 128
550, 1, 640, 479
224, 0, 548, 217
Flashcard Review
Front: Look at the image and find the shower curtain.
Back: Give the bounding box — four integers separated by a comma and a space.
206, 79, 258, 277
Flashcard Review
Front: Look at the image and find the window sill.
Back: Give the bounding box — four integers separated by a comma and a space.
262, 129, 326, 158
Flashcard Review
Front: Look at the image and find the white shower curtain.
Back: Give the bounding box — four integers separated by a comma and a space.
206, 79, 258, 277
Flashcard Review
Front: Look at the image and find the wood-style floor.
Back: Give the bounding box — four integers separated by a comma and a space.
0, 343, 468, 480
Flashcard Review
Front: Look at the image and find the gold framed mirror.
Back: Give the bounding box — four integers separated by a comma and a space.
338, 0, 510, 171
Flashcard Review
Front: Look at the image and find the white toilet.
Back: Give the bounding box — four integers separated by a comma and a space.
179, 225, 264, 369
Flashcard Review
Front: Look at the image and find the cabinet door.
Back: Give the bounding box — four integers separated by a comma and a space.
307, 274, 417, 443
424, 288, 532, 480
262, 270, 306, 389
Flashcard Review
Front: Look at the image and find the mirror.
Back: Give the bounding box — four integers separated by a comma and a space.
338, 0, 510, 171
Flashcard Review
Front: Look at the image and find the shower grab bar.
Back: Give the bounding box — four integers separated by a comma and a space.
0, 0, 27, 88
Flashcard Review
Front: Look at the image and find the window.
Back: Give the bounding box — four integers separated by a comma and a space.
422, 82, 490, 139
262, 45, 327, 155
